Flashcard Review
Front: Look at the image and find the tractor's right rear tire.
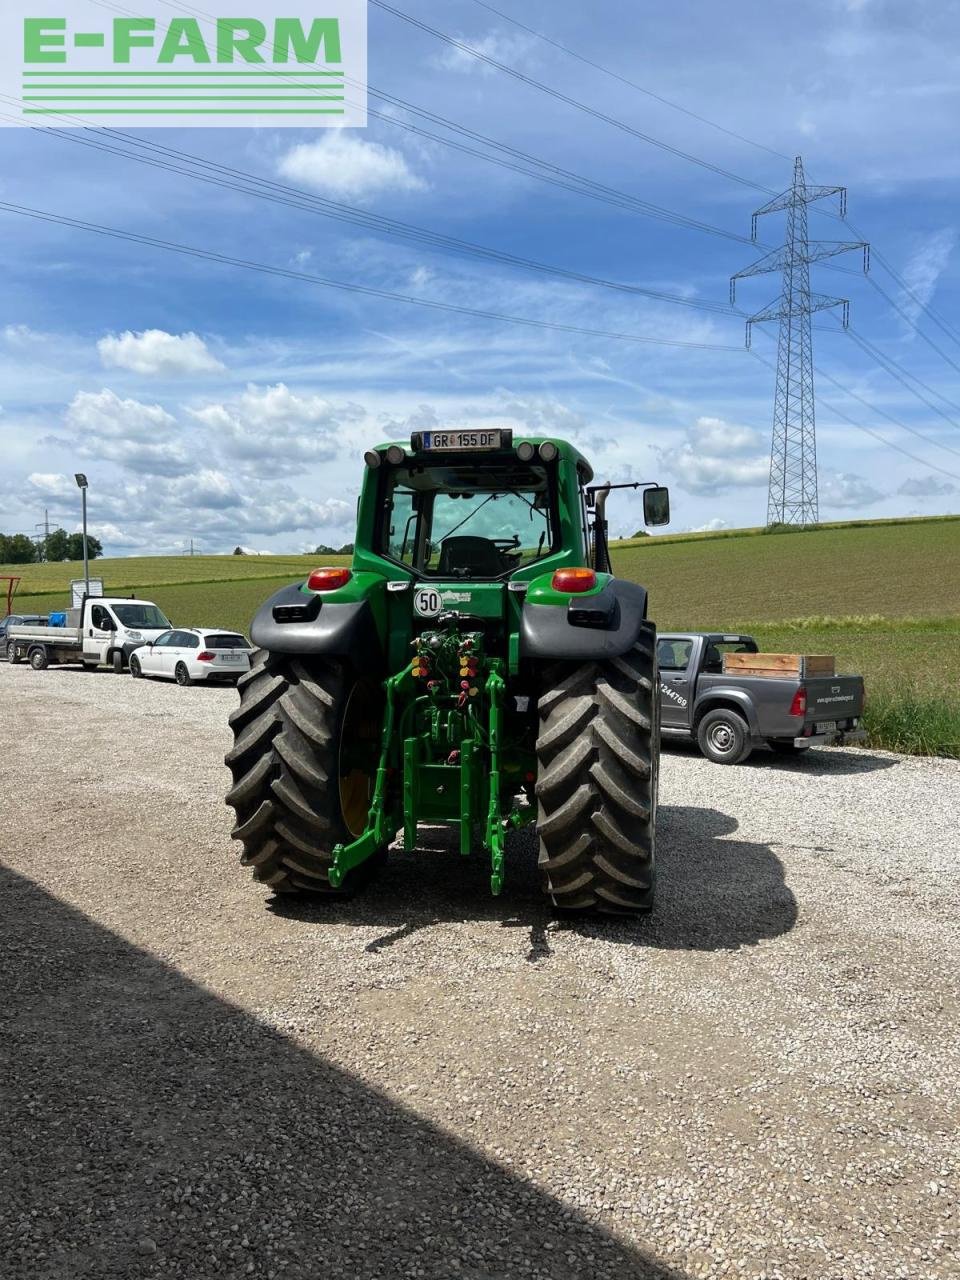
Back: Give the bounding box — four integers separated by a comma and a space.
535, 622, 658, 916
225, 651, 385, 896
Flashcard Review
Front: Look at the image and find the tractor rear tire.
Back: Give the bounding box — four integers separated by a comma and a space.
535, 622, 658, 916
225, 651, 384, 896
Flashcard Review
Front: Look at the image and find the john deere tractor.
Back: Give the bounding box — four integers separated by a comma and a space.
225, 431, 670, 915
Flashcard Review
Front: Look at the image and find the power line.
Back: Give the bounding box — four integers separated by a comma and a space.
370, 0, 775, 194
843, 327, 960, 429
464, 0, 790, 162
4, 111, 738, 318
863, 273, 960, 378
860, 238, 960, 353
752, 321, 960, 460
79, 0, 764, 247
750, 349, 960, 482
0, 199, 744, 351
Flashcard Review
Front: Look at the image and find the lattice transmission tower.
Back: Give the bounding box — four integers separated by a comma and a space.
731, 156, 869, 526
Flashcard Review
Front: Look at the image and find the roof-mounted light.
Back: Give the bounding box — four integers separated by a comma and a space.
363, 449, 382, 469
385, 444, 406, 465
516, 441, 536, 462
538, 441, 559, 462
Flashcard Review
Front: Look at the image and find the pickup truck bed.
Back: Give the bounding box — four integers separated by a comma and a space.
658, 631, 866, 764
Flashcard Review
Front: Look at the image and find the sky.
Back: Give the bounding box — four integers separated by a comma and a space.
1, 0, 959, 555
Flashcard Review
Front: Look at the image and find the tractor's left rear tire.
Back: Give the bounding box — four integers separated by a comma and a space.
535, 622, 658, 916
225, 651, 384, 896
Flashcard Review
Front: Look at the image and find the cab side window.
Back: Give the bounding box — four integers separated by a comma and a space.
90, 605, 112, 630
657, 639, 693, 671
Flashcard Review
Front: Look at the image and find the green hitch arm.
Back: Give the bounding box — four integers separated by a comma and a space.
329, 668, 406, 888
484, 661, 507, 895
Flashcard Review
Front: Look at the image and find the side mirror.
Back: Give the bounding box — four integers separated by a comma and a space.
643, 485, 670, 527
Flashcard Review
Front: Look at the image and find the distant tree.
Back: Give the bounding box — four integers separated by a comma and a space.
0, 533, 39, 564
313, 543, 337, 555
336, 542, 354, 555
232, 546, 245, 555
44, 528, 71, 561
65, 532, 103, 560
630, 529, 651, 538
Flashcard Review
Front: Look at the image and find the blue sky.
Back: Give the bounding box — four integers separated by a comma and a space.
1, 0, 959, 555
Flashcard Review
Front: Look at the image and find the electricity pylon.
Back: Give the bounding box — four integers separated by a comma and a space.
731, 156, 869, 526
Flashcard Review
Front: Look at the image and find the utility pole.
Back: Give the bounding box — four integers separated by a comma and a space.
75, 474, 90, 596
731, 156, 869, 526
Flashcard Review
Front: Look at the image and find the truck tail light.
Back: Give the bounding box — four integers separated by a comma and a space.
307, 567, 352, 592
197, 651, 215, 662
789, 687, 807, 717
552, 567, 597, 593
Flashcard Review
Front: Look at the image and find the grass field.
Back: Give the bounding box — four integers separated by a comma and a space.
4, 515, 958, 756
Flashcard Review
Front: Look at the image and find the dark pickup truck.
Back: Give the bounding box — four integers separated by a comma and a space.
657, 632, 866, 764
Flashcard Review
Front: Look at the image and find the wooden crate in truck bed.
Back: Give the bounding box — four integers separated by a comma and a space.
722, 652, 836, 678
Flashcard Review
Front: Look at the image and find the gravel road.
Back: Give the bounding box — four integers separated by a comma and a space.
1, 661, 957, 1280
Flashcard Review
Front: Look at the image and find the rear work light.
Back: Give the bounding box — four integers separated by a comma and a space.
307, 567, 352, 592
789, 687, 807, 717
197, 651, 215, 662
552, 567, 597, 594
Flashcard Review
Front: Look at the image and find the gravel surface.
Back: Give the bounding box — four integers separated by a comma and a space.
0, 661, 958, 1280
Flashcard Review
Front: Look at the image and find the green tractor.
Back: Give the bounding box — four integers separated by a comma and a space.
225, 431, 670, 915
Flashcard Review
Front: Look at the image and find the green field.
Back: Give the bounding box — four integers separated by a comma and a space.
4, 515, 958, 757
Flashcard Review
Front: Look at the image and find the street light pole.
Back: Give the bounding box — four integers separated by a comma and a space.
74, 473, 89, 597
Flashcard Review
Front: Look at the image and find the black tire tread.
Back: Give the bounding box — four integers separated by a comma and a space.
225, 651, 363, 895
535, 624, 658, 916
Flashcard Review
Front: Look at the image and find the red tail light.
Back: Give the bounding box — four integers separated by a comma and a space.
197, 651, 215, 662
789, 687, 807, 717
307, 567, 352, 592
552, 567, 597, 594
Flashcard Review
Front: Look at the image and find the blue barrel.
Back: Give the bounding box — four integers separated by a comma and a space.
49, 612, 67, 627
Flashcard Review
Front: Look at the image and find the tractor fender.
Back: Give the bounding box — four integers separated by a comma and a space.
250, 582, 383, 666
520, 579, 648, 662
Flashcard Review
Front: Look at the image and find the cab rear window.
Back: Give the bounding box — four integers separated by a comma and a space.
206, 634, 250, 650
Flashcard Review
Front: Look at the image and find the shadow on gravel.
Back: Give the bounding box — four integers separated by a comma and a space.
0, 865, 686, 1280
271, 803, 796, 957
758, 749, 898, 776
662, 737, 897, 775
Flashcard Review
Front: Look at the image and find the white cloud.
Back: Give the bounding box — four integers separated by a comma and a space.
691, 517, 731, 532
899, 229, 956, 329
27, 472, 77, 500
434, 29, 535, 75
897, 474, 956, 497
188, 383, 363, 473
277, 134, 425, 200
51, 389, 191, 476
65, 388, 177, 440
820, 471, 886, 508
98, 329, 224, 377
662, 416, 768, 496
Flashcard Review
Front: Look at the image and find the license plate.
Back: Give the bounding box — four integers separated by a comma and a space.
815, 720, 837, 734
422, 430, 501, 451
220, 653, 243, 663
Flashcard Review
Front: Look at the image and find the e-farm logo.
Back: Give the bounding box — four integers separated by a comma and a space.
1, 0, 367, 127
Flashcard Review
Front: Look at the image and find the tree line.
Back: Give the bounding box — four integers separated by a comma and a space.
0, 529, 104, 564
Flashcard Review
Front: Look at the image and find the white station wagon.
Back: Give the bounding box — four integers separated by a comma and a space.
129, 627, 252, 686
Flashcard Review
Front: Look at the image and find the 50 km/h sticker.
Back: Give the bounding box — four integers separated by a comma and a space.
413, 588, 443, 617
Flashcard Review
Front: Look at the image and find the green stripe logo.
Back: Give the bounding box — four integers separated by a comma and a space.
3, 1, 367, 127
